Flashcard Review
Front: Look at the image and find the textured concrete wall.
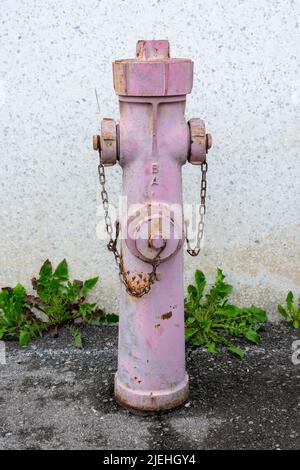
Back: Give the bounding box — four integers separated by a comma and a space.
0, 0, 299, 319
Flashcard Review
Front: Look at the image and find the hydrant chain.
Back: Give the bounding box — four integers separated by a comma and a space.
185, 161, 208, 256
97, 161, 162, 298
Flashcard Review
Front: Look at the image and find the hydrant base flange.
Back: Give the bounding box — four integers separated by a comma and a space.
114, 373, 189, 411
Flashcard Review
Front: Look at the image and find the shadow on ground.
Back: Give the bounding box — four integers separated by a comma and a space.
0, 324, 299, 450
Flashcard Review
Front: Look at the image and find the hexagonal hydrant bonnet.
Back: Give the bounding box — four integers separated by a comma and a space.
94, 40, 212, 411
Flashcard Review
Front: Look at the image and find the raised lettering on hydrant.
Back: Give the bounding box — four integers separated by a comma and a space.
93, 40, 212, 411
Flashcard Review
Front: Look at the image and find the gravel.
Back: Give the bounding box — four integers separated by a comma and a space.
0, 323, 299, 450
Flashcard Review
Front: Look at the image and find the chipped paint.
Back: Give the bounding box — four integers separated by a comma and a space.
161, 311, 172, 320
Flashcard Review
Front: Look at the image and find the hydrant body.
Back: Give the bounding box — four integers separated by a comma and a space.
96, 40, 211, 411
116, 91, 189, 410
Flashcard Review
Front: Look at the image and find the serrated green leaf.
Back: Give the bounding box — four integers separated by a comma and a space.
69, 325, 82, 348
104, 313, 119, 324
187, 284, 198, 301
247, 305, 267, 323
216, 268, 225, 282
219, 304, 241, 317
277, 304, 288, 319
206, 342, 217, 353
82, 276, 98, 294
245, 329, 260, 344
12, 283, 26, 300
79, 303, 97, 318
0, 288, 10, 304
185, 327, 198, 340
286, 291, 294, 313
191, 334, 205, 346
19, 330, 30, 347
0, 326, 7, 339
195, 270, 206, 298
39, 259, 52, 277
227, 344, 245, 359
54, 259, 68, 280
215, 282, 233, 298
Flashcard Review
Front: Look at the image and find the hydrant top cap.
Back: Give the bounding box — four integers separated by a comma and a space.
136, 40, 170, 60
113, 39, 194, 97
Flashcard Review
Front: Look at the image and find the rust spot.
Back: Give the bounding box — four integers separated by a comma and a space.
136, 40, 146, 59
175, 323, 180, 328
161, 311, 172, 320
113, 62, 127, 95
122, 267, 151, 294
155, 323, 161, 329
120, 252, 151, 294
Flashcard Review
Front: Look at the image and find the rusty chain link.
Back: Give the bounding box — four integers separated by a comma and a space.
97, 160, 163, 298
185, 161, 208, 256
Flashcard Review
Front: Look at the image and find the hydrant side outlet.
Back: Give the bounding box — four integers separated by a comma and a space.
95, 40, 212, 412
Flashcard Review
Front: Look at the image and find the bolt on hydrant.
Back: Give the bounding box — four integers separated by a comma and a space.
93, 40, 212, 411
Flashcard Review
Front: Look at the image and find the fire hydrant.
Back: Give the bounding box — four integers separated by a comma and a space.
93, 40, 212, 411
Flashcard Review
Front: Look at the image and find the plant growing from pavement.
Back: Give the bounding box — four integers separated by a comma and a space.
278, 291, 300, 329
0, 283, 45, 346
184, 268, 268, 358
0, 259, 117, 347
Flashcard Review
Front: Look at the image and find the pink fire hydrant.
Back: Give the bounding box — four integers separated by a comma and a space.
93, 40, 212, 411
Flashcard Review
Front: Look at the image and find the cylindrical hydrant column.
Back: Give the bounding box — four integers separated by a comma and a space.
114, 41, 192, 411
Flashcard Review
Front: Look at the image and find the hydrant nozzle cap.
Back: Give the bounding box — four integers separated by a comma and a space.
113, 40, 193, 97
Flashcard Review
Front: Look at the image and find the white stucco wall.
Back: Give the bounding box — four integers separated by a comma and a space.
0, 0, 299, 319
